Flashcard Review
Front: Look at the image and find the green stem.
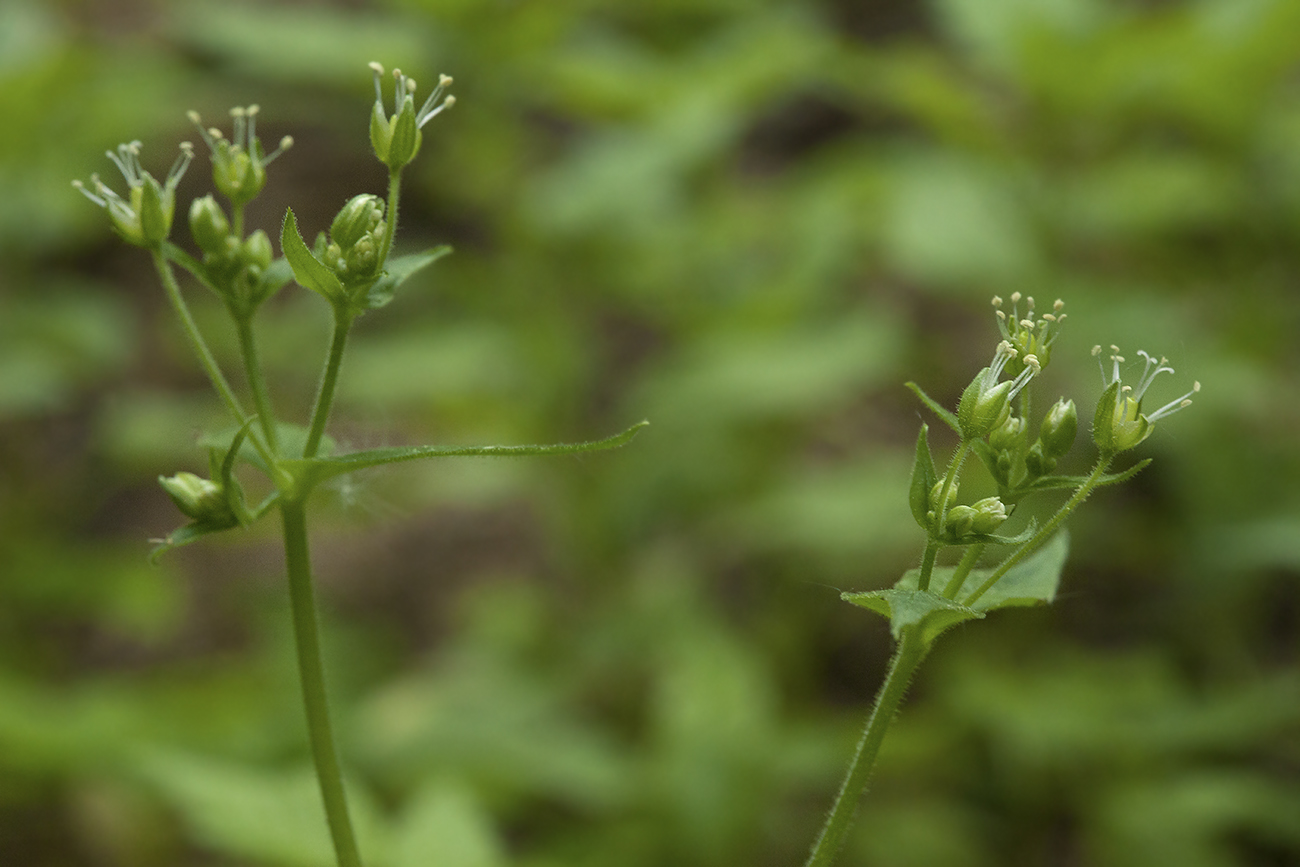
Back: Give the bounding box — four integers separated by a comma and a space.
150, 250, 274, 468
942, 543, 985, 599
232, 203, 245, 241
376, 168, 401, 268
934, 440, 971, 540
281, 501, 363, 867
804, 628, 929, 867
915, 540, 941, 593
235, 315, 279, 455
303, 310, 352, 459
963, 453, 1113, 607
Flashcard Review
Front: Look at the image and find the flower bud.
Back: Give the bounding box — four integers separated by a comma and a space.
929, 480, 958, 513
189, 194, 231, 255
989, 414, 1026, 452
330, 194, 385, 249
1038, 398, 1077, 460
968, 496, 1008, 534
158, 472, 235, 525
241, 229, 273, 271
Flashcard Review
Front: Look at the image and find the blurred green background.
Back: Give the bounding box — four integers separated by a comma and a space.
2, 0, 1298, 865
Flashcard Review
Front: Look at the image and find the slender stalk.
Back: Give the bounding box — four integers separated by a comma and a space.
236, 315, 279, 455
933, 440, 971, 540
942, 543, 986, 599
151, 250, 275, 468
962, 454, 1113, 607
303, 311, 352, 459
805, 628, 929, 867
281, 500, 363, 867
376, 168, 402, 268
915, 540, 941, 593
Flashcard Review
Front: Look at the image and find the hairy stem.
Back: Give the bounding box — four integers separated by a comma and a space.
804, 628, 928, 867
942, 542, 986, 599
303, 311, 352, 459
236, 315, 279, 455
963, 453, 1113, 606
376, 168, 401, 268
915, 539, 941, 593
281, 501, 363, 867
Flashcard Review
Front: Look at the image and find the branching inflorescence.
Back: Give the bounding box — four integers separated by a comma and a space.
76, 64, 645, 867
805, 295, 1198, 867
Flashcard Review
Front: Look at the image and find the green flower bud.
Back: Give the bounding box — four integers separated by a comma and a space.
968, 496, 1008, 534
944, 504, 977, 537
368, 62, 454, 170
1038, 397, 1077, 460
989, 414, 1026, 452
159, 471, 236, 526
73, 141, 194, 248
1024, 441, 1054, 477
189, 194, 231, 255
189, 106, 292, 207
330, 194, 384, 249
241, 229, 273, 271
929, 480, 958, 513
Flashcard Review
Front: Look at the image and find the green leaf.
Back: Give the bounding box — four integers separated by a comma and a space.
148, 521, 239, 564
908, 424, 938, 530
905, 381, 962, 436
842, 588, 984, 645
280, 420, 649, 496
280, 207, 344, 301
365, 245, 452, 309
897, 530, 1070, 612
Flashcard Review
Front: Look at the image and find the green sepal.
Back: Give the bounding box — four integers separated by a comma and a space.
281, 207, 344, 301
842, 588, 984, 645
385, 98, 421, 169
278, 420, 649, 499
969, 438, 1005, 486
1091, 379, 1122, 452
139, 175, 173, 246
364, 245, 452, 310
905, 382, 962, 437
908, 424, 938, 531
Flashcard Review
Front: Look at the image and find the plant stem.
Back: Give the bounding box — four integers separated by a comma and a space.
151, 250, 275, 468
933, 439, 970, 540
303, 310, 352, 459
236, 315, 279, 455
281, 500, 363, 867
942, 543, 985, 599
376, 168, 401, 268
915, 540, 941, 593
804, 628, 928, 867
962, 453, 1113, 607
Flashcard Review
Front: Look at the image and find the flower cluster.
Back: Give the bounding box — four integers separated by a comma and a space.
993, 293, 1066, 374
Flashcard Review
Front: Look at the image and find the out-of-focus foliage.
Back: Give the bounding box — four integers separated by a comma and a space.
1, 0, 1297, 864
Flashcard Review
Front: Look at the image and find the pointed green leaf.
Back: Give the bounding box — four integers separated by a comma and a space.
908, 424, 938, 530
842, 588, 984, 645
280, 207, 343, 301
280, 420, 649, 495
149, 521, 238, 564
905, 381, 962, 436
365, 245, 452, 309
1018, 460, 1151, 494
